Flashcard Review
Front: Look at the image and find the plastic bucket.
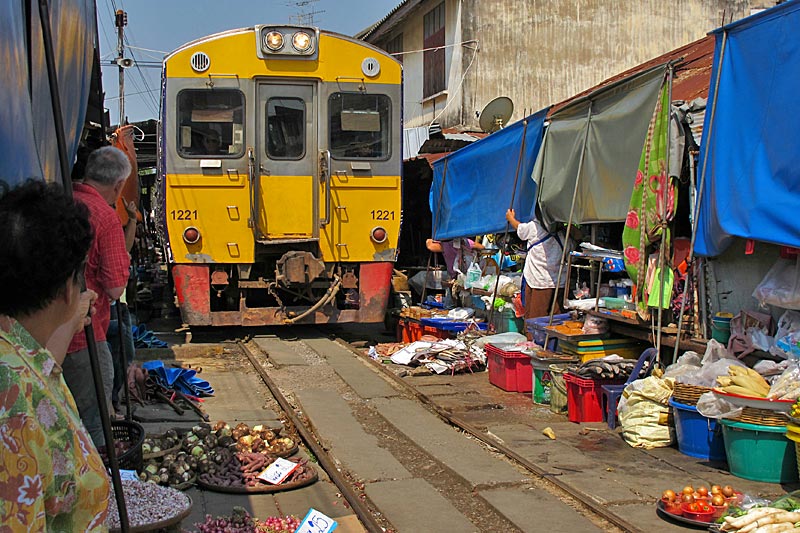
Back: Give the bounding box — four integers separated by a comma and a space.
721, 419, 798, 483
669, 398, 726, 461
711, 318, 731, 344
785, 431, 800, 482
549, 364, 568, 414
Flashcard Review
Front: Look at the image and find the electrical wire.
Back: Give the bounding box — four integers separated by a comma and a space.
391, 39, 478, 57
428, 42, 479, 128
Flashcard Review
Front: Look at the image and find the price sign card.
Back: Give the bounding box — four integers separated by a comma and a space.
257, 457, 299, 485
119, 469, 139, 481
294, 508, 337, 533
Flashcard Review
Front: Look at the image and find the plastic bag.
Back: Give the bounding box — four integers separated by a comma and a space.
474, 332, 527, 349
582, 315, 609, 335
663, 351, 702, 379
669, 341, 745, 387
618, 376, 675, 449
767, 360, 800, 399
696, 391, 743, 419
447, 307, 474, 320
465, 262, 482, 289
770, 310, 800, 359
753, 256, 800, 309
728, 311, 772, 359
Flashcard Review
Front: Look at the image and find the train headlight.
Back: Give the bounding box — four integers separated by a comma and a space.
183, 226, 201, 245
292, 31, 312, 52
264, 31, 285, 51
370, 226, 387, 244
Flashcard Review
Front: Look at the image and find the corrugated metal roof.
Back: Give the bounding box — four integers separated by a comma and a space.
548, 35, 715, 116
356, 0, 416, 40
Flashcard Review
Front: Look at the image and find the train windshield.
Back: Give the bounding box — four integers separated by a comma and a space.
328, 93, 390, 160
177, 89, 244, 157
266, 97, 306, 159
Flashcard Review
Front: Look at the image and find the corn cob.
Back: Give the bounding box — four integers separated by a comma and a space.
721, 384, 767, 397
729, 375, 769, 397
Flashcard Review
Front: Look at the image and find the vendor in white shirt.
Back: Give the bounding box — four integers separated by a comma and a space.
505, 208, 570, 324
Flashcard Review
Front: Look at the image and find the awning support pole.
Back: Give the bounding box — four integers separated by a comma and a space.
488, 119, 528, 325
423, 157, 450, 303
543, 101, 594, 349
655, 67, 674, 359
672, 30, 728, 363
37, 0, 129, 528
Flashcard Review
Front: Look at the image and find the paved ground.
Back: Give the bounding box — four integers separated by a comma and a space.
133, 320, 800, 532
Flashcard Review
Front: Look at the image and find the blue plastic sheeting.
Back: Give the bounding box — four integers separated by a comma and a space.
430, 108, 548, 240
695, 1, 800, 256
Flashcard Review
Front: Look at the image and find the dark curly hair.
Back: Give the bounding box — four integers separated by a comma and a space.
0, 180, 93, 317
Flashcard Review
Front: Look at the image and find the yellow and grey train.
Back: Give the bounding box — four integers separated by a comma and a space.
157, 25, 402, 326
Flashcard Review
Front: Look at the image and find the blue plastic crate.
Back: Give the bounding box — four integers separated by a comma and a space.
420, 317, 488, 333
525, 313, 571, 350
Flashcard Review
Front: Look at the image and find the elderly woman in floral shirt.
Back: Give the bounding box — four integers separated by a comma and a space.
0, 180, 110, 531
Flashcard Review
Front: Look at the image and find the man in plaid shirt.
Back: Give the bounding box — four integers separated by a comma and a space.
63, 146, 132, 447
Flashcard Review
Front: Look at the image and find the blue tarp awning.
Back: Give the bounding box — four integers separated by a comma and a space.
695, 1, 800, 256
430, 108, 548, 240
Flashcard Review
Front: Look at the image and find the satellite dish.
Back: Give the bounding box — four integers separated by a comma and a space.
478, 96, 514, 133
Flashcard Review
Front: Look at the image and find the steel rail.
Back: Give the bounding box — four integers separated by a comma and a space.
333, 336, 645, 533
237, 341, 387, 533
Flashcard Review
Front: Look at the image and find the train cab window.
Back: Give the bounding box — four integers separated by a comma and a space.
266, 97, 305, 159
328, 93, 390, 160
177, 89, 244, 158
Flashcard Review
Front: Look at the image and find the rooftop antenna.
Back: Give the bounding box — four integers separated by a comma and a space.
287, 0, 325, 26
478, 96, 514, 134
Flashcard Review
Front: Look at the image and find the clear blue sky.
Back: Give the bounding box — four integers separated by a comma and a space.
97, 0, 400, 123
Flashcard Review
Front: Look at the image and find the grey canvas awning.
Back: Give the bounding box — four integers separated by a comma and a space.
534, 65, 666, 226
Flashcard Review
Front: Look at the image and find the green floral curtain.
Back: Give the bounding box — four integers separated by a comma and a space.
622, 79, 675, 319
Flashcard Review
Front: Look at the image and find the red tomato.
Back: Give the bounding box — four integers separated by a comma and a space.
687, 503, 700, 513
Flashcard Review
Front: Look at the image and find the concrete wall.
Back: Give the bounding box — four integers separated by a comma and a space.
370, 0, 758, 130
706, 238, 784, 322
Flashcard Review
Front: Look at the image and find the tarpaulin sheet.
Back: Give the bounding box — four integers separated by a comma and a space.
534, 66, 666, 227
695, 1, 800, 256
0, 0, 95, 188
430, 108, 548, 240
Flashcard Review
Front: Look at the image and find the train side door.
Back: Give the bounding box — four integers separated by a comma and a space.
255, 83, 317, 241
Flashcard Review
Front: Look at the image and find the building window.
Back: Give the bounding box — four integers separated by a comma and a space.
423, 2, 445, 98
384, 33, 403, 63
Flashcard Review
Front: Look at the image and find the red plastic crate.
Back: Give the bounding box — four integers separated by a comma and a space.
564, 372, 624, 423
486, 344, 532, 393
397, 319, 424, 343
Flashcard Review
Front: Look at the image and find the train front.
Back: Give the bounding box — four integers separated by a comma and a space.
158, 25, 402, 326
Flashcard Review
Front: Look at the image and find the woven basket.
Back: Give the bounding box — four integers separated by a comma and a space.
672, 383, 712, 406
141, 433, 181, 461
733, 407, 788, 427
105, 420, 145, 472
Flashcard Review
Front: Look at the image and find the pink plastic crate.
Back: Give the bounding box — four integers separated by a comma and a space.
486, 344, 532, 393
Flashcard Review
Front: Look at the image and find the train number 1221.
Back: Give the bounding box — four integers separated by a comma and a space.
370, 209, 395, 220
170, 209, 197, 220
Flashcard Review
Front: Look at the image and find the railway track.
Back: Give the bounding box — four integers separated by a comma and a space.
231, 329, 639, 533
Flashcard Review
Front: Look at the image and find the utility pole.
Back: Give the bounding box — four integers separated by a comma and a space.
115, 9, 127, 126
